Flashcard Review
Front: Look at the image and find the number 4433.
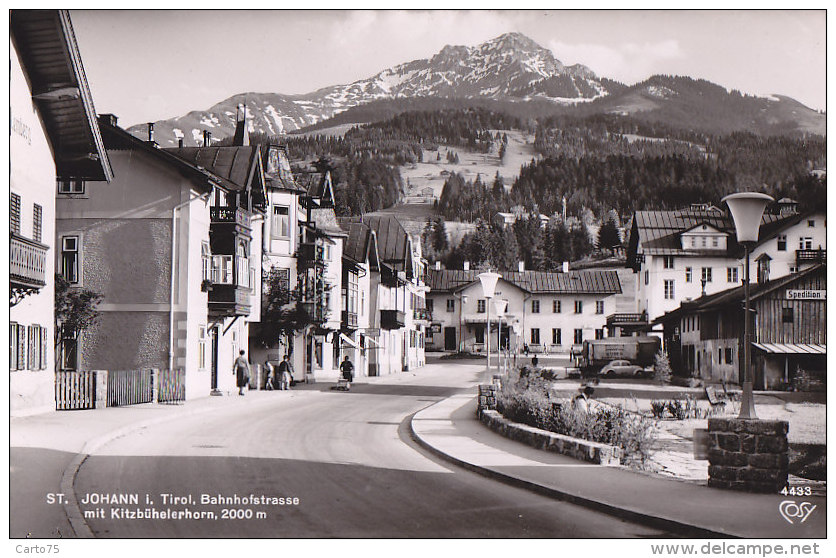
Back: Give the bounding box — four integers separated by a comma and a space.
781, 486, 812, 496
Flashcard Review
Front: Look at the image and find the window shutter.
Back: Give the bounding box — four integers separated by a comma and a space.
40, 326, 48, 370
27, 325, 35, 370
18, 325, 26, 370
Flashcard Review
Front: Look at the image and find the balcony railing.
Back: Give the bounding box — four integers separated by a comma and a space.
341, 310, 358, 329
10, 233, 48, 289
208, 284, 251, 317
796, 249, 826, 265
210, 206, 251, 229
380, 309, 405, 330
413, 308, 432, 322
299, 301, 327, 324
606, 313, 648, 326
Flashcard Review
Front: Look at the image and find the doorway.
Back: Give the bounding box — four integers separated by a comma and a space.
444, 327, 456, 351
210, 325, 219, 392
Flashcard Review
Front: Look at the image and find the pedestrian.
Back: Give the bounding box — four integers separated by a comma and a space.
233, 350, 250, 396
278, 355, 293, 390
263, 359, 274, 390
339, 355, 355, 390
523, 343, 530, 356
531, 354, 539, 368
572, 385, 594, 414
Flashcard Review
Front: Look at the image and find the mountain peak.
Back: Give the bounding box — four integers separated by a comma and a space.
485, 32, 545, 52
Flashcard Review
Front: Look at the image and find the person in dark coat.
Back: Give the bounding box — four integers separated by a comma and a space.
233, 350, 250, 395
339, 356, 355, 390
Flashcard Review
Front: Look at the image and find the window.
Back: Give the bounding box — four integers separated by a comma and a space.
701, 237, 706, 247
20, 324, 47, 371
727, 267, 738, 283
595, 328, 604, 340
701, 267, 712, 283
61, 236, 80, 283
685, 267, 692, 283
644, 271, 649, 285
271, 206, 290, 238
201, 242, 212, 282
212, 255, 233, 284
552, 328, 561, 345
57, 179, 84, 194
595, 300, 604, 314
664, 279, 675, 300
799, 237, 813, 250
808, 219, 815, 227
788, 265, 798, 274
531, 300, 540, 313
475, 327, 484, 344
10, 323, 25, 371
574, 300, 583, 314
10, 193, 21, 235
553, 299, 561, 313
198, 326, 208, 370
725, 347, 733, 364
477, 299, 486, 313
782, 307, 794, 324
712, 237, 719, 247
663, 255, 675, 269
718, 348, 723, 364
236, 242, 249, 288
33, 204, 42, 242
446, 299, 455, 312
530, 328, 540, 345
777, 235, 787, 251
574, 329, 583, 344
426, 299, 434, 313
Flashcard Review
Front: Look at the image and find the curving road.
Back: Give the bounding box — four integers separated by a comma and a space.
73, 359, 671, 538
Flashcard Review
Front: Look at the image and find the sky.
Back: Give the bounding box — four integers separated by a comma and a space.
69, 9, 827, 127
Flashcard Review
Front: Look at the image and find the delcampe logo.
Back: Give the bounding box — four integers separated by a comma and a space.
778, 500, 816, 524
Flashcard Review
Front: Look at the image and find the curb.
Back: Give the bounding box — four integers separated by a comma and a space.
58, 391, 307, 538
408, 395, 735, 539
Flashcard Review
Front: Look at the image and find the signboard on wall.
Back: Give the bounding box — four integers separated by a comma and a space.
786, 290, 826, 300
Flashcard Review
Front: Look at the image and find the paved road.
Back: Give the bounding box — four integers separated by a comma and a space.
68, 361, 671, 537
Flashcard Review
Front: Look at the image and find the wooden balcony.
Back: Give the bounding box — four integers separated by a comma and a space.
208, 284, 251, 318
10, 232, 48, 290
413, 308, 432, 322
796, 249, 825, 265
209, 206, 252, 231
380, 309, 405, 330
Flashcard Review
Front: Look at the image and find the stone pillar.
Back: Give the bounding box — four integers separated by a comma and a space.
707, 418, 789, 493
477, 384, 497, 417
93, 370, 108, 409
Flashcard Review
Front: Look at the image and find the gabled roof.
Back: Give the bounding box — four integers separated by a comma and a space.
654, 264, 825, 324
681, 222, 726, 235
297, 171, 335, 206
428, 269, 622, 295
165, 146, 259, 192
626, 207, 803, 265
362, 215, 413, 272
341, 221, 380, 270
11, 9, 112, 181
97, 115, 220, 194
263, 145, 306, 193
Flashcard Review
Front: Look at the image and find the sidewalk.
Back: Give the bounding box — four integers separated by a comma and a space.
410, 393, 826, 539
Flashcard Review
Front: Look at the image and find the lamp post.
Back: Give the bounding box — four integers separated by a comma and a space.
722, 192, 774, 420
494, 298, 508, 375
456, 293, 468, 352
478, 271, 500, 373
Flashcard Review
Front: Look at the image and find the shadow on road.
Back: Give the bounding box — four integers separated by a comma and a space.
289, 383, 470, 398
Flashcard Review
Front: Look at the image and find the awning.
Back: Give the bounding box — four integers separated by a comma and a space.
339, 333, 359, 349
365, 335, 382, 349
752, 343, 826, 355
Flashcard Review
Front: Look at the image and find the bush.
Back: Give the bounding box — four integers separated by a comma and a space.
496, 367, 656, 467
650, 400, 667, 418
653, 350, 672, 384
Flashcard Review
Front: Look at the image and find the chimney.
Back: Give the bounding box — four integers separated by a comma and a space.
562, 261, 569, 273
147, 122, 154, 142
99, 114, 118, 127
435, 261, 441, 271
518, 261, 525, 272
178, 138, 184, 148
203, 130, 211, 147
463, 261, 470, 271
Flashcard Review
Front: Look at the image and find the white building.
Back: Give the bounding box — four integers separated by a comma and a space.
10, 10, 112, 414
626, 204, 825, 325
426, 268, 622, 355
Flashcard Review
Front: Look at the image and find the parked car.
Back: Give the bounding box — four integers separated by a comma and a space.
599, 359, 645, 377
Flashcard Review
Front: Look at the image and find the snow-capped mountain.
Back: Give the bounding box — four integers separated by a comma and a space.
127, 33, 616, 146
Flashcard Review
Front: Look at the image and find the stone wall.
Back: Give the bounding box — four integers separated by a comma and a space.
707, 418, 789, 493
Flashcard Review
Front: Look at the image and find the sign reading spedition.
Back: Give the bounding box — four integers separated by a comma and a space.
786, 290, 826, 300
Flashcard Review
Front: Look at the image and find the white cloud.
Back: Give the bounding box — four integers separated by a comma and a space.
547, 39, 684, 84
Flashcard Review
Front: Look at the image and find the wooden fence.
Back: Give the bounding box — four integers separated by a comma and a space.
157, 369, 186, 404
107, 369, 154, 407
55, 370, 97, 410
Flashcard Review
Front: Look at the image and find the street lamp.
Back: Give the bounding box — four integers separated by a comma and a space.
494, 298, 508, 374
455, 293, 468, 352
477, 271, 500, 373
722, 192, 774, 420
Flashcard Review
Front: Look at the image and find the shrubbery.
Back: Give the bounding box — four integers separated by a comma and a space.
496, 367, 656, 467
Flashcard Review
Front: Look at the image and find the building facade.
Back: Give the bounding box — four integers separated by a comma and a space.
426, 269, 622, 355
10, 10, 112, 414
656, 265, 825, 389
